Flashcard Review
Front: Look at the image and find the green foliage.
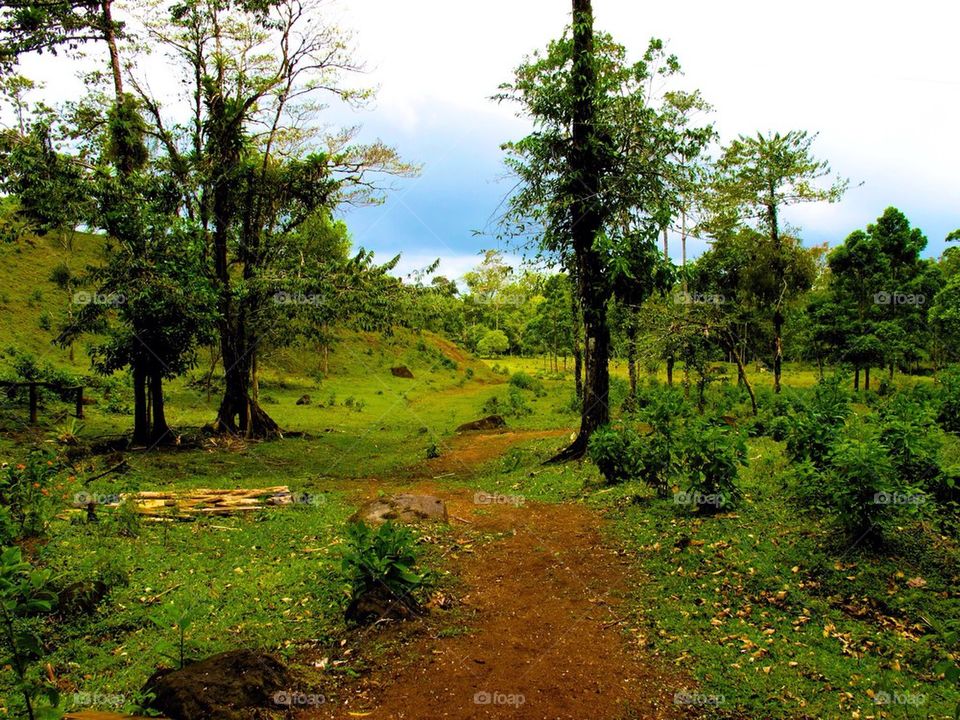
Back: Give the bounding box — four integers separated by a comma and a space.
937, 365, 960, 434
149, 597, 206, 670
340, 521, 430, 604
508, 370, 544, 394
0, 450, 62, 542
785, 374, 851, 468
0, 546, 58, 720
476, 328, 510, 357
678, 419, 746, 512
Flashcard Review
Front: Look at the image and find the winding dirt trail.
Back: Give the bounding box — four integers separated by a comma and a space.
313, 430, 691, 720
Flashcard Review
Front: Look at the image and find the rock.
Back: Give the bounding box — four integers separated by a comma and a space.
295, 394, 311, 405
390, 366, 414, 379
455, 415, 506, 432
142, 649, 295, 720
57, 580, 109, 616
345, 585, 422, 626
352, 494, 448, 525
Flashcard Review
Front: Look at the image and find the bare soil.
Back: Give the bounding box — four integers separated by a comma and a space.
311, 430, 692, 720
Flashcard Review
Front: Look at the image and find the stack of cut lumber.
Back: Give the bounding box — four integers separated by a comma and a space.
72, 486, 294, 518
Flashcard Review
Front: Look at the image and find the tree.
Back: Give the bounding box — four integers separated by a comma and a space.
709, 131, 846, 393
498, 0, 711, 459
137, 0, 417, 437
477, 329, 510, 357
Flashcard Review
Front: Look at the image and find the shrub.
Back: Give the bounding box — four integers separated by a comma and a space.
341, 521, 430, 604
588, 425, 640, 486
785, 374, 851, 468
0, 546, 58, 720
677, 420, 747, 513
508, 371, 544, 395
937, 365, 960, 434
0, 451, 63, 541
822, 418, 919, 543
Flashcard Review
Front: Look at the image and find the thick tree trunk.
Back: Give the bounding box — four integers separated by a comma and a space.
548, 0, 609, 462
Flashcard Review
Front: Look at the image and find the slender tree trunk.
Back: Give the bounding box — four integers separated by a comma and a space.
666, 355, 674, 386
150, 368, 172, 445
626, 319, 637, 404
865, 366, 871, 391
854, 366, 860, 391
548, 0, 609, 462
101, 0, 123, 97
132, 363, 149, 445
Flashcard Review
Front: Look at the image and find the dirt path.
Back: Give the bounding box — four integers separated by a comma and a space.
312, 430, 690, 719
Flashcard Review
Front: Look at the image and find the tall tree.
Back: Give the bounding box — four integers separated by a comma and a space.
709, 131, 846, 392
498, 1, 711, 459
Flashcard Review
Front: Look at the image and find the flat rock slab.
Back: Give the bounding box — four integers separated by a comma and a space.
352, 494, 448, 524
455, 414, 506, 432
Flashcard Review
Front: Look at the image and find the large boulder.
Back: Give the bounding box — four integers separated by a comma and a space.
390, 366, 414, 379
142, 649, 296, 720
455, 414, 506, 432
352, 494, 448, 525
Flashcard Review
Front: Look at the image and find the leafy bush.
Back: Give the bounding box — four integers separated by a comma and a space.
0, 546, 58, 720
588, 425, 641, 485
0, 451, 63, 541
937, 365, 960, 434
677, 420, 747, 513
341, 521, 430, 604
508, 371, 544, 395
785, 374, 851, 468
820, 418, 917, 543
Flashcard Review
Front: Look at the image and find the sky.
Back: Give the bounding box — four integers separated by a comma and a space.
320, 0, 960, 281
14, 0, 960, 282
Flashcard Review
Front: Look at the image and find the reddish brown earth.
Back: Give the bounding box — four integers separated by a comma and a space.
310, 430, 692, 720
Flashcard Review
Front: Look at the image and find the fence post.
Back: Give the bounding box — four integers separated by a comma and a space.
29, 383, 38, 425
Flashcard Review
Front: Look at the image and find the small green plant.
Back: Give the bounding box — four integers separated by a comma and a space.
785, 374, 851, 468
936, 365, 960, 434
509, 371, 544, 395
0, 546, 59, 720
149, 597, 206, 670
340, 521, 430, 605
425, 443, 440, 459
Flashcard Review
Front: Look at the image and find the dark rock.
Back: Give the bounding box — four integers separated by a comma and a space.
142, 649, 294, 720
390, 366, 414, 379
295, 394, 311, 405
455, 415, 507, 432
57, 580, 108, 616
346, 585, 423, 626
352, 494, 448, 524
